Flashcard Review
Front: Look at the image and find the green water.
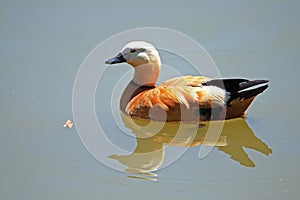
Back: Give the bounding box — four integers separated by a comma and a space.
1, 0, 299, 199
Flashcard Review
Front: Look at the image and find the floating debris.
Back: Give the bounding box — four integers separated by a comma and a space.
63, 119, 73, 128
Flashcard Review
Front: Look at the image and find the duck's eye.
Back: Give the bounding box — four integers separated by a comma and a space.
130, 49, 136, 53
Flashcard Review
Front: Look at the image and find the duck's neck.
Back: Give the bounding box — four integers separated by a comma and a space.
133, 62, 161, 87
120, 62, 160, 112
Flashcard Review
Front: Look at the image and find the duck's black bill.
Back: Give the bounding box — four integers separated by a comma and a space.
105, 53, 126, 64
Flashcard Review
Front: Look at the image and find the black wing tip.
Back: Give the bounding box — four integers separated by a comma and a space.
205, 78, 270, 94
239, 79, 269, 91
239, 84, 269, 100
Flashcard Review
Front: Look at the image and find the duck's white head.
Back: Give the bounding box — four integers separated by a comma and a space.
105, 41, 161, 86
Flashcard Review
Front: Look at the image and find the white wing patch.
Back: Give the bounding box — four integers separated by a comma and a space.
204, 86, 229, 107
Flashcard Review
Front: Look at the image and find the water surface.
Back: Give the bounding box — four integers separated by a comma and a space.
1, 0, 299, 199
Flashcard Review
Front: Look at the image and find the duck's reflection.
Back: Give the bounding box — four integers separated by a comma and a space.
109, 113, 272, 178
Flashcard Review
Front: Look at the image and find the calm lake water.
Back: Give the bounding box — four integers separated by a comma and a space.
1, 1, 300, 199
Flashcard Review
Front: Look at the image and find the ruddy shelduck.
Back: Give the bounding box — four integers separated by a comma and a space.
105, 41, 269, 122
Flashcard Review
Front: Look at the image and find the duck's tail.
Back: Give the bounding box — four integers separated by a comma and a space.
205, 78, 269, 119
238, 81, 269, 101
206, 78, 269, 104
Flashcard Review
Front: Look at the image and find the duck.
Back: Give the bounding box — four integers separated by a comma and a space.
105, 41, 269, 122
